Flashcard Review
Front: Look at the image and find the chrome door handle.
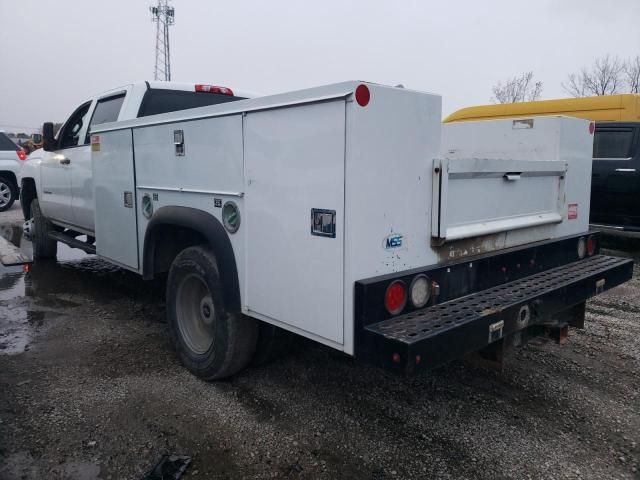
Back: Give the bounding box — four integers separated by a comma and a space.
59, 157, 71, 165
615, 168, 636, 172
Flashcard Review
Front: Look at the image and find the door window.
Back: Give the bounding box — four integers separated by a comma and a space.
58, 102, 91, 149
89, 94, 125, 127
593, 129, 635, 159
85, 94, 126, 143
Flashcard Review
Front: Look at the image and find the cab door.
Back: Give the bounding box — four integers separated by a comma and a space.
590, 124, 640, 226
40, 102, 91, 226
72, 92, 127, 232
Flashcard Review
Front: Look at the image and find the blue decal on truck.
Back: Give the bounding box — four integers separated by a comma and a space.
384, 234, 403, 249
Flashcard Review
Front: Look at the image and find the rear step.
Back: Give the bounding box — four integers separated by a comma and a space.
48, 231, 96, 254
361, 255, 633, 374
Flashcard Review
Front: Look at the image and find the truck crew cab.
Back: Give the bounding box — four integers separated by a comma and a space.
20, 81, 251, 255
20, 81, 633, 380
445, 94, 640, 234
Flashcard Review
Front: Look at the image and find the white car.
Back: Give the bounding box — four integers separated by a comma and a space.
0, 131, 26, 212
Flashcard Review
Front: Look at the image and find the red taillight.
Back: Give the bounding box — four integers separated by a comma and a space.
16, 149, 27, 161
587, 235, 596, 256
589, 122, 595, 135
195, 84, 234, 96
355, 84, 370, 107
385, 280, 407, 315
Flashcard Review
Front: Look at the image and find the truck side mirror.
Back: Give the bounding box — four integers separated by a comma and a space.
42, 122, 56, 151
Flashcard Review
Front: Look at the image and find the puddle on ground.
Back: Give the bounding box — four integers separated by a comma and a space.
0, 221, 162, 355
0, 451, 101, 480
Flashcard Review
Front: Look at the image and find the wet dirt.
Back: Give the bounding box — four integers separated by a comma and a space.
0, 202, 639, 480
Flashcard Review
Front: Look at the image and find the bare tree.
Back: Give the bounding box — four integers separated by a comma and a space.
562, 55, 624, 97
624, 56, 640, 93
491, 72, 543, 103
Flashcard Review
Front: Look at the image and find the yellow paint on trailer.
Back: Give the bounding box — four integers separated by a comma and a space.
444, 94, 640, 123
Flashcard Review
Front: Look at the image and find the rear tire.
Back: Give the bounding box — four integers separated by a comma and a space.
31, 199, 57, 259
0, 175, 17, 212
166, 245, 258, 380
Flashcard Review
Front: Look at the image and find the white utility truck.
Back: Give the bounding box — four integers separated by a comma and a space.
20, 81, 633, 379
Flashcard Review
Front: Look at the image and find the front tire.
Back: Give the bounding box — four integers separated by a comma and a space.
0, 175, 17, 212
166, 245, 258, 380
31, 199, 57, 259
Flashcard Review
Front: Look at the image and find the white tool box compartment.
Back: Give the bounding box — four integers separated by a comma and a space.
244, 100, 346, 345
92, 129, 139, 269
439, 116, 593, 243
431, 157, 567, 242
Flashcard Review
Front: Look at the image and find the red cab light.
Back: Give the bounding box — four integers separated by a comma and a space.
385, 280, 407, 315
587, 235, 596, 256
355, 84, 370, 107
195, 84, 234, 96
16, 149, 27, 161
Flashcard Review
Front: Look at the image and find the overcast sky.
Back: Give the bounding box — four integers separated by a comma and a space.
1, 0, 638, 132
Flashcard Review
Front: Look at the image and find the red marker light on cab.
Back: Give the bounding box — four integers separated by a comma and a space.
195, 85, 234, 96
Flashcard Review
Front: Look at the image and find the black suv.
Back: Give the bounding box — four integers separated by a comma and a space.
590, 122, 640, 231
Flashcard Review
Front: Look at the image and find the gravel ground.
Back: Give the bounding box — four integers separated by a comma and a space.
0, 203, 638, 480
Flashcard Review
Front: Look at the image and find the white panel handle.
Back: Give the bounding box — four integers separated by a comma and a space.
503, 173, 521, 181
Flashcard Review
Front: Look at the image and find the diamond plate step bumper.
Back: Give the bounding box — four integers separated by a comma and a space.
361, 255, 633, 373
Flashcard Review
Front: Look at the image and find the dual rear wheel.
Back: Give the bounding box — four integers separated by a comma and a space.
166, 245, 291, 380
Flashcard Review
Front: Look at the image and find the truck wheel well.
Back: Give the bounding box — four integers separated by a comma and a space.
150, 224, 207, 274
0, 171, 18, 189
20, 178, 37, 219
143, 206, 241, 313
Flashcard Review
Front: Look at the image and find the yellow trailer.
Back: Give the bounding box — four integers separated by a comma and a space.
444, 94, 640, 123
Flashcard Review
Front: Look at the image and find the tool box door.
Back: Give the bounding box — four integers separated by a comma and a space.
432, 158, 567, 242
93, 129, 139, 270
244, 100, 345, 344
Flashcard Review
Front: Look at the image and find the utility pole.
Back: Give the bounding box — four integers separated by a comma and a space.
150, 0, 175, 81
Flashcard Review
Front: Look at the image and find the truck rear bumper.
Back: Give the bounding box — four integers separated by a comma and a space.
355, 246, 633, 374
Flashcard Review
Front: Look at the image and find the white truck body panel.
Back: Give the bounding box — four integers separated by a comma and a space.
432, 158, 567, 242
441, 117, 592, 242
244, 100, 346, 344
91, 82, 594, 355
93, 128, 138, 269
